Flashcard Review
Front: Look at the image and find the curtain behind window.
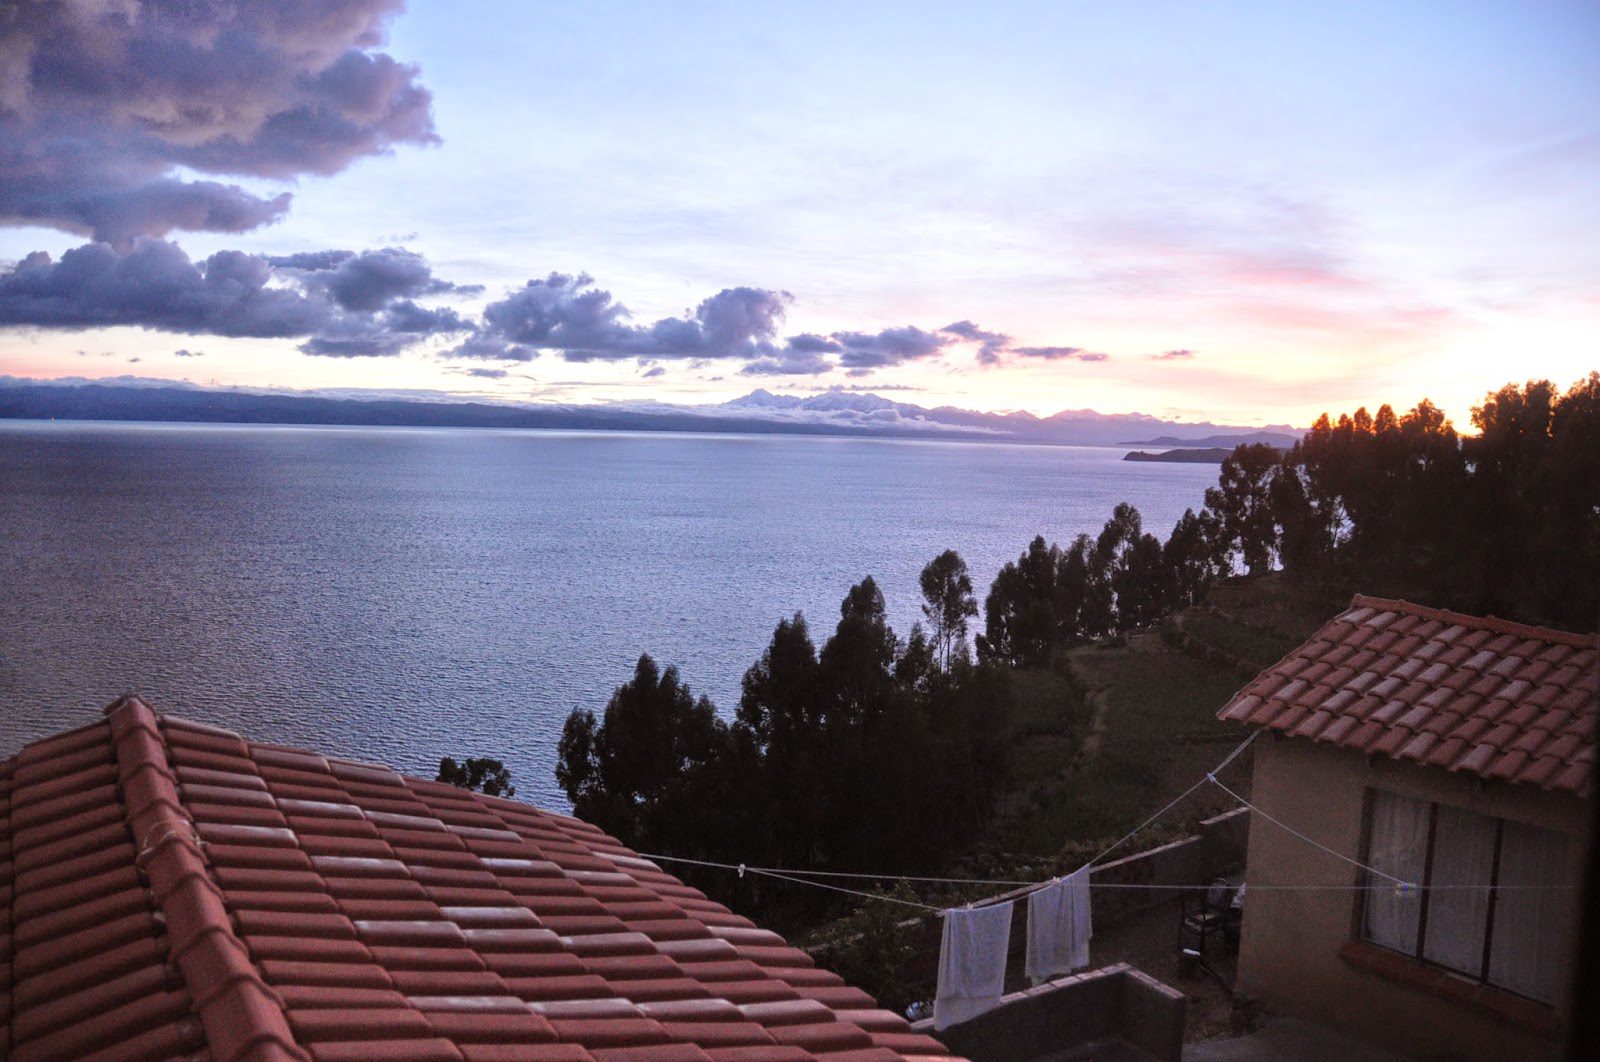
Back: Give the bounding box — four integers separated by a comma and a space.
1422, 805, 1497, 975
1363, 789, 1429, 951
1489, 820, 1568, 1003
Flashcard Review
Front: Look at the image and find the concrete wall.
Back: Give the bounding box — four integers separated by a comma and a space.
1235, 733, 1588, 1062
917, 963, 1187, 1062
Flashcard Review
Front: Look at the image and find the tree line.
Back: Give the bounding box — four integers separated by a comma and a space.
551, 501, 1235, 915
1202, 374, 1599, 630
541, 374, 1598, 917
556, 563, 1012, 914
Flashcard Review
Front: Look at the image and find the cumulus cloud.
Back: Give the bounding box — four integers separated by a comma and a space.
457, 274, 794, 363
0, 5, 1126, 387
0, 0, 436, 243
0, 238, 469, 356
384, 299, 472, 335
740, 348, 835, 376
1151, 348, 1196, 360
0, 232, 1106, 376
940, 320, 1011, 364
445, 331, 537, 363
829, 325, 950, 370
451, 275, 1113, 378
269, 247, 479, 311
783, 333, 844, 354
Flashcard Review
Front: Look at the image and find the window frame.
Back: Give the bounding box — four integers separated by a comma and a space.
1357, 789, 1559, 1004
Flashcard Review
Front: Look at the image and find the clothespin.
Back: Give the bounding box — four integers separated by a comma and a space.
737, 863, 746, 880
1394, 880, 1415, 899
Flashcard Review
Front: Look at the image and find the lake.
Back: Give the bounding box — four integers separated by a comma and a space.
0, 421, 1220, 807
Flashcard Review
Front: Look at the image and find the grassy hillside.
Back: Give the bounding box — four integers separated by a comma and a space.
961, 572, 1346, 873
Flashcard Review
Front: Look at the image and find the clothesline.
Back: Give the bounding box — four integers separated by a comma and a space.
637, 729, 1267, 902
1205, 773, 1404, 885
1076, 728, 1261, 873
962, 729, 1260, 910
634, 856, 1038, 887
639, 851, 1570, 894
637, 721, 1572, 904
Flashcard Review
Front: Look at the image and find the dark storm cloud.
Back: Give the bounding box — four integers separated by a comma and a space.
0, 238, 469, 356
0, 0, 436, 243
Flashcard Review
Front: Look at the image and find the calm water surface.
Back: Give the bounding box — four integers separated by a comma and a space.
0, 421, 1219, 807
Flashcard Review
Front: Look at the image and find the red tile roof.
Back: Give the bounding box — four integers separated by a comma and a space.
1217, 595, 1598, 795
1, 697, 955, 1062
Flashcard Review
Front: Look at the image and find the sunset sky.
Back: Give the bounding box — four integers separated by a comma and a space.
1, 0, 1596, 426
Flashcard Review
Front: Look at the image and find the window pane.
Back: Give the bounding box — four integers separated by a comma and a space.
1362, 789, 1429, 952
1488, 820, 1568, 1003
1422, 805, 1497, 976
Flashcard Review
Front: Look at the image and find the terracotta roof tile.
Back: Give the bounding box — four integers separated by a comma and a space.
1486, 750, 1529, 781
3, 696, 957, 1060
1219, 596, 1597, 794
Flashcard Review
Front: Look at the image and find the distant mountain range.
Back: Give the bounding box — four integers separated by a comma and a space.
0, 377, 1302, 449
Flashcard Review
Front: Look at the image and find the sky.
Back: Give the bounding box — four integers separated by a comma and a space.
1, 0, 1596, 425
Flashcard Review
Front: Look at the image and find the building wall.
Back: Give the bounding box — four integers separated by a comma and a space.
1235, 734, 1588, 1062
919, 964, 1187, 1062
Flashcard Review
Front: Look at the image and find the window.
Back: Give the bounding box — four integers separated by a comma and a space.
1359, 790, 1568, 1004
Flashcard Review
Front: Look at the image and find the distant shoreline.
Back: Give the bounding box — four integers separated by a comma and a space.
1123, 447, 1238, 463
0, 380, 1300, 451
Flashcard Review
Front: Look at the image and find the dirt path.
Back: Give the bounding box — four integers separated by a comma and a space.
1070, 661, 1111, 765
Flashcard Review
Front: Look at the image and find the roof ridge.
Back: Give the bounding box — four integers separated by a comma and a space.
104, 696, 310, 1062
1348, 593, 1600, 648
